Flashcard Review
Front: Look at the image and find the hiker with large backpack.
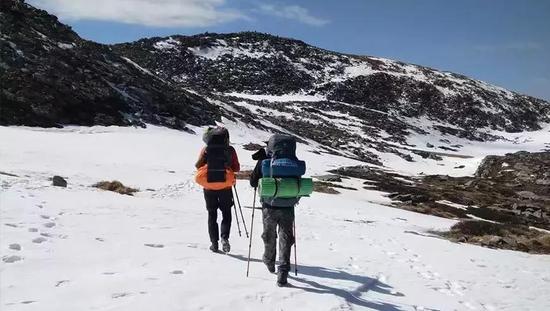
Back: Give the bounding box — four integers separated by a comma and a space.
249, 134, 312, 287
195, 127, 240, 253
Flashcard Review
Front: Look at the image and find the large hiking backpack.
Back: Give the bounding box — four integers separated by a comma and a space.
195, 127, 235, 190
266, 134, 297, 159
262, 135, 306, 177
258, 134, 313, 206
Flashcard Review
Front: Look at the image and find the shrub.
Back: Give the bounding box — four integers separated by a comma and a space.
93, 181, 138, 195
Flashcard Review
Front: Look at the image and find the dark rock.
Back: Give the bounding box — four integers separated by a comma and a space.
412, 150, 443, 161
314, 175, 342, 182
242, 143, 264, 151
52, 176, 67, 187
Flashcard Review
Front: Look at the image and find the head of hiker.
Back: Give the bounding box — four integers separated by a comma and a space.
248, 134, 312, 287
194, 126, 240, 253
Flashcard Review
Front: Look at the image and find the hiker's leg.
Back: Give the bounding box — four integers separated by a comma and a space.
204, 190, 219, 243
219, 188, 233, 240
277, 207, 295, 273
261, 206, 277, 267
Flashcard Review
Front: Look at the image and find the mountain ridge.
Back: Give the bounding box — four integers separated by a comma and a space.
1, 0, 549, 164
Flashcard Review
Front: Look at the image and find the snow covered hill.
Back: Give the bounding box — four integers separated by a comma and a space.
2, 0, 550, 168
1, 125, 550, 311
114, 32, 550, 164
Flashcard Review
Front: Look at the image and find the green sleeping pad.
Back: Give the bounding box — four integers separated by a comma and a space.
259, 177, 313, 198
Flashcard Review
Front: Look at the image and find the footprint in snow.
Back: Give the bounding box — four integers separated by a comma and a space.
112, 292, 131, 299
393, 217, 408, 222
171, 270, 184, 275
9, 243, 22, 251
4, 223, 18, 228
40, 215, 50, 219
55, 280, 70, 287
144, 243, 164, 248
28, 228, 38, 232
2, 255, 23, 263
32, 237, 47, 243
43, 222, 56, 228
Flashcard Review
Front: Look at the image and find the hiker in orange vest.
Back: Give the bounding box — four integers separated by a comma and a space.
195, 127, 240, 253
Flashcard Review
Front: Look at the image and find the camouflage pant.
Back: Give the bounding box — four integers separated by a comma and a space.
261, 206, 295, 272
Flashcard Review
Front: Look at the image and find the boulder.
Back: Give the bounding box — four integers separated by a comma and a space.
52, 176, 67, 187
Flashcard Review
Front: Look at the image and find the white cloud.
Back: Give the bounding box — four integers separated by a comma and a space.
28, 0, 247, 27
258, 4, 329, 26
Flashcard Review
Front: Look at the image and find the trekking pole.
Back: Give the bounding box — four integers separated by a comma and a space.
233, 185, 249, 238
233, 191, 242, 237
246, 188, 257, 277
293, 218, 298, 276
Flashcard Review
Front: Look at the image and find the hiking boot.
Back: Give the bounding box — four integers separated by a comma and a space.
209, 242, 219, 253
277, 271, 288, 287
221, 239, 230, 253
265, 262, 275, 273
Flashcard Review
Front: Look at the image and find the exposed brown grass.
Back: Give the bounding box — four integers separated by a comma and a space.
313, 182, 340, 194
442, 220, 550, 254
93, 181, 138, 196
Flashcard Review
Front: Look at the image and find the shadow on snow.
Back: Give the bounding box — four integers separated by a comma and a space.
228, 254, 407, 311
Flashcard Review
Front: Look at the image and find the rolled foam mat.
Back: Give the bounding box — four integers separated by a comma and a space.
259, 178, 313, 198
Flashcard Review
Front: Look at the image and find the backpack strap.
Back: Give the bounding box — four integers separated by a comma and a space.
272, 178, 280, 199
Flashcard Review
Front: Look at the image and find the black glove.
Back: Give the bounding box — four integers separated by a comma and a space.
252, 148, 267, 161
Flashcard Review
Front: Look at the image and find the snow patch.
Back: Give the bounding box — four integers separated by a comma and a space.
57, 42, 75, 49
226, 92, 326, 102
153, 37, 180, 50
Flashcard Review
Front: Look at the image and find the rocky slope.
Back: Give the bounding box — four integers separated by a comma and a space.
329, 151, 550, 253
0, 0, 219, 130
2, 0, 550, 164
113, 32, 550, 162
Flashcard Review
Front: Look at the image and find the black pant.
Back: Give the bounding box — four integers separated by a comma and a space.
204, 188, 233, 243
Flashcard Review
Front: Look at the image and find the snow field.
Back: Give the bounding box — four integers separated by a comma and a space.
1, 125, 550, 311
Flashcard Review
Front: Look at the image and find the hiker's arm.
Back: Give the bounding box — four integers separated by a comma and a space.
249, 160, 262, 188
230, 147, 240, 172
195, 148, 206, 169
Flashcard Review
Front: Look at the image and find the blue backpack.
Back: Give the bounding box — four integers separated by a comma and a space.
261, 158, 306, 177
260, 134, 306, 207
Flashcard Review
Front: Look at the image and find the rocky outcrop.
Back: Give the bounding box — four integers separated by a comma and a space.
0, 0, 219, 129
332, 151, 550, 252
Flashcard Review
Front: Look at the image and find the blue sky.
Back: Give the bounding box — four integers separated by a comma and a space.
29, 0, 550, 100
